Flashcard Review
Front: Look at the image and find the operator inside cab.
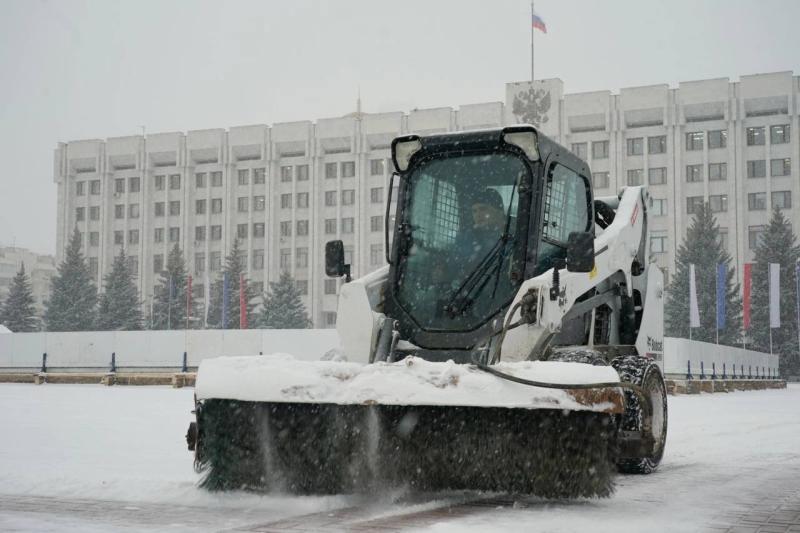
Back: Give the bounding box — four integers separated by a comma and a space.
462, 188, 507, 262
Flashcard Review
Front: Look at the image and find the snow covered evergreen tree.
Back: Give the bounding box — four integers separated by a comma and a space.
151, 244, 198, 329
749, 206, 800, 376
43, 228, 97, 331
96, 247, 142, 330
665, 202, 741, 345
259, 270, 311, 329
0, 263, 38, 332
206, 240, 258, 329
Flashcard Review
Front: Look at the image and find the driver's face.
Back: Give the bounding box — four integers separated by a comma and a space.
472, 202, 504, 230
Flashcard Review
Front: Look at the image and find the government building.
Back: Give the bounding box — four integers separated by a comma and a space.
54, 71, 800, 327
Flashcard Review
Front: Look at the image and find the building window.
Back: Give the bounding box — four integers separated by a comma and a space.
115, 178, 125, 194
211, 198, 223, 213
88, 257, 99, 277
686, 132, 704, 151
128, 204, 139, 219
129, 177, 140, 193
325, 312, 337, 327
195, 226, 206, 241
748, 225, 765, 250
297, 192, 309, 208
709, 194, 728, 213
626, 137, 643, 156
747, 160, 766, 178
75, 207, 85, 221
252, 249, 264, 270
253, 222, 265, 238
571, 142, 587, 160
325, 191, 337, 206
280, 221, 292, 237
169, 227, 180, 242
253, 195, 265, 211
770, 124, 790, 144
341, 189, 355, 205
591, 141, 609, 160
325, 218, 336, 234
648, 136, 666, 154
89, 232, 99, 247
296, 219, 309, 236
709, 163, 727, 181
193, 283, 205, 298
251, 168, 265, 184
770, 158, 791, 177
296, 165, 309, 181
370, 215, 382, 232
772, 191, 792, 209
281, 193, 292, 209
325, 162, 337, 179
370, 243, 383, 266
195, 172, 207, 188
126, 256, 138, 276
90, 180, 101, 195
238, 169, 249, 185
280, 249, 291, 270
592, 172, 609, 189
210, 251, 221, 272
341, 161, 355, 177
746, 127, 765, 146
324, 279, 338, 295
650, 235, 667, 254
76, 181, 85, 196
651, 198, 667, 216
128, 229, 139, 245
237, 197, 249, 212
686, 164, 703, 183
626, 169, 643, 186
708, 130, 727, 149
169, 201, 180, 216
748, 192, 767, 210
211, 225, 222, 240
155, 202, 165, 217
718, 229, 728, 250
196, 199, 206, 214
648, 167, 667, 185
153, 254, 164, 273
296, 247, 308, 268
370, 159, 385, 175
89, 206, 99, 221
154, 175, 165, 191
686, 196, 704, 214
194, 256, 209, 277
114, 204, 125, 219
169, 174, 181, 190
237, 223, 248, 239
370, 187, 383, 203
281, 166, 292, 182
154, 227, 164, 243
114, 231, 124, 245
341, 217, 354, 234
211, 171, 223, 187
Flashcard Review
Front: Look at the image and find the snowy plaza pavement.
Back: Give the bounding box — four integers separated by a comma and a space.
0, 383, 798, 532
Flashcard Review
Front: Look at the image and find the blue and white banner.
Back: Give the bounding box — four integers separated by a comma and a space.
769, 263, 780, 328
689, 264, 700, 328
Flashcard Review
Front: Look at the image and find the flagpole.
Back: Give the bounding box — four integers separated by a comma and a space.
795, 260, 800, 358
530, 0, 535, 82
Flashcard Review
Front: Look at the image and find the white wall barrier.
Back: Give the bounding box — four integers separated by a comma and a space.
0, 329, 340, 371
663, 337, 779, 379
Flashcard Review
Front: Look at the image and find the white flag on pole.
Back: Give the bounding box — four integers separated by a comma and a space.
689, 264, 700, 328
769, 263, 780, 328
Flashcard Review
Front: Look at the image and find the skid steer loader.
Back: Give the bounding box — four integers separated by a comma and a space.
186, 125, 667, 499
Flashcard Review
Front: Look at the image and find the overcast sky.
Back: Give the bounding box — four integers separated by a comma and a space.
1, 0, 799, 256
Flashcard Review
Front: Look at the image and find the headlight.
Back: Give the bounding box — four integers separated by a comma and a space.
502, 127, 540, 161
391, 136, 422, 172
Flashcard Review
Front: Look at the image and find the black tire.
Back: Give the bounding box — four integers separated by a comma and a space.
547, 347, 608, 366
612, 356, 668, 474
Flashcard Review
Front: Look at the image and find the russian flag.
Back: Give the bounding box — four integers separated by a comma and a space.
532, 11, 547, 33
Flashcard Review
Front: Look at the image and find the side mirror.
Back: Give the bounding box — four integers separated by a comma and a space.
325, 240, 351, 281
566, 232, 594, 273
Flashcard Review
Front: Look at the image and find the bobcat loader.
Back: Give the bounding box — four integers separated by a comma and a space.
187, 125, 668, 498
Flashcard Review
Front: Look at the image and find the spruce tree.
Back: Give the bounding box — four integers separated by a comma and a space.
96, 248, 142, 330
206, 240, 258, 329
43, 228, 97, 331
665, 202, 742, 345
151, 244, 198, 329
259, 270, 312, 329
749, 206, 800, 376
0, 263, 38, 332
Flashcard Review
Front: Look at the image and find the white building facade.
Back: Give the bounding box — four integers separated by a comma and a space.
54, 71, 800, 328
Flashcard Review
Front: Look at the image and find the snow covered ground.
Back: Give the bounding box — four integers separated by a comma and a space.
0, 382, 798, 532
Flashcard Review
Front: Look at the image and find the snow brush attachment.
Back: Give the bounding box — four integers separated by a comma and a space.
192, 355, 625, 498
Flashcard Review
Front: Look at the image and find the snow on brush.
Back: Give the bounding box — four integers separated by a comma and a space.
195, 354, 622, 411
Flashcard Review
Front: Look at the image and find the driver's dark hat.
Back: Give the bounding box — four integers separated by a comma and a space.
473, 188, 504, 211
